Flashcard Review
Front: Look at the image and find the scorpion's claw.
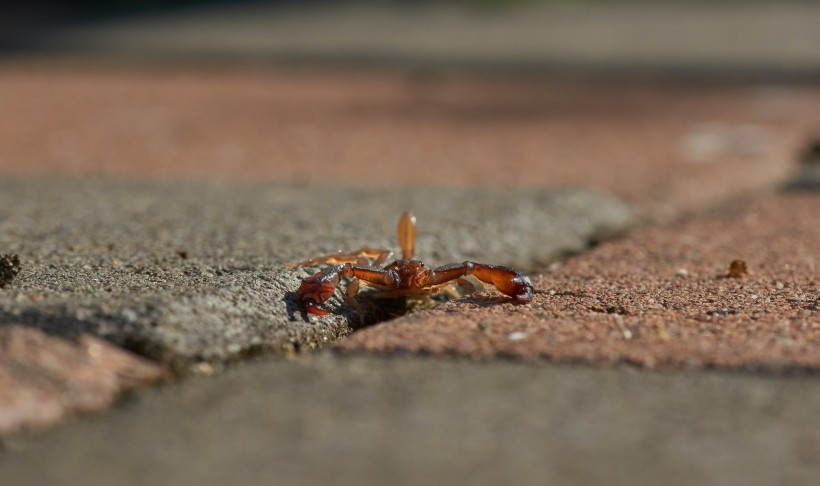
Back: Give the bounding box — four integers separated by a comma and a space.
514, 280, 534, 303
469, 264, 534, 304
297, 265, 344, 316
303, 299, 330, 316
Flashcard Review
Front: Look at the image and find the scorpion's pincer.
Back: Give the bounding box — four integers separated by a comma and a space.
297, 266, 342, 316
513, 276, 534, 303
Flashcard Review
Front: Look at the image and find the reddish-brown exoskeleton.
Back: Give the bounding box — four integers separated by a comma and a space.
295, 212, 534, 316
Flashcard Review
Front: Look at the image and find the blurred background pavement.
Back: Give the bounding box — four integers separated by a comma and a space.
2, 1, 819, 220
3, 0, 820, 79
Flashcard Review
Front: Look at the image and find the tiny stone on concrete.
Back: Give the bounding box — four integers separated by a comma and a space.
0, 254, 22, 288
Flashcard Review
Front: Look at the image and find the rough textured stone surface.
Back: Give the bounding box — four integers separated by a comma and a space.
0, 325, 165, 435
339, 193, 820, 370
2, 355, 818, 486
0, 178, 636, 368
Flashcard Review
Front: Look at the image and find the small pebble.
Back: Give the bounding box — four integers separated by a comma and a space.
0, 254, 22, 288
508, 332, 527, 341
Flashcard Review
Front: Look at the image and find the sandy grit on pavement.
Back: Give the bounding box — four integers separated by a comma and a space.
337, 192, 819, 370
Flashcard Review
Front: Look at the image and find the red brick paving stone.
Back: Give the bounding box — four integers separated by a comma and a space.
1, 63, 818, 219
0, 326, 167, 435
337, 193, 819, 370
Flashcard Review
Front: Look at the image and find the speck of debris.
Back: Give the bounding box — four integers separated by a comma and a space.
508, 331, 527, 341
726, 259, 748, 278
477, 319, 492, 331
591, 305, 630, 315
0, 254, 22, 288
193, 362, 216, 376
176, 250, 189, 259
707, 308, 738, 317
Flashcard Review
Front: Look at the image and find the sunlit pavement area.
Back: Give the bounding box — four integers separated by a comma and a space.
1, 2, 819, 485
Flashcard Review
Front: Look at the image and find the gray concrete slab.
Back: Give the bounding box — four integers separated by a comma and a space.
2, 354, 818, 486
0, 177, 636, 368
21, 2, 820, 79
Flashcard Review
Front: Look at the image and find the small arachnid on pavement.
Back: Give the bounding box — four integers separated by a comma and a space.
293, 212, 534, 316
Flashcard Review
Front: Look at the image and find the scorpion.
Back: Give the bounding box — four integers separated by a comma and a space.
294, 212, 534, 316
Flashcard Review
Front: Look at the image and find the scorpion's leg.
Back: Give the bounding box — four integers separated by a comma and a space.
429, 262, 534, 303
456, 277, 477, 294
298, 264, 400, 315
344, 278, 364, 322
290, 248, 393, 268
439, 278, 476, 300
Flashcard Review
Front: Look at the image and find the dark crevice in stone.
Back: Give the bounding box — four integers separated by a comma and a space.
784, 138, 820, 191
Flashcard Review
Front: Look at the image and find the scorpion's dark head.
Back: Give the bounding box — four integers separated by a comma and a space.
385, 259, 431, 289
